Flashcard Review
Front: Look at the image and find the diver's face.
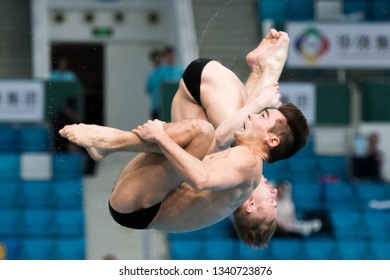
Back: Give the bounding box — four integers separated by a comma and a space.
248, 176, 278, 223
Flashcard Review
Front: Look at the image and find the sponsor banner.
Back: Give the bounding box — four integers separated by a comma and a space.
280, 82, 316, 126
286, 22, 390, 68
0, 80, 44, 122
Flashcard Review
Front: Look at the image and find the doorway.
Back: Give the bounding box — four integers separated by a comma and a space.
51, 43, 104, 125
50, 43, 104, 174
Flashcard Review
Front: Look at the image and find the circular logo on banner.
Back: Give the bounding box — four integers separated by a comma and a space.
295, 28, 330, 62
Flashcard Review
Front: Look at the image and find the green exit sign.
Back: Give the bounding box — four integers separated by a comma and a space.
92, 27, 113, 37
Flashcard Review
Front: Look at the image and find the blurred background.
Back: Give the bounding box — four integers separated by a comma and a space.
0, 0, 390, 260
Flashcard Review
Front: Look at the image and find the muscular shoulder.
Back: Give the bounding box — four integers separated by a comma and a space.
228, 146, 258, 170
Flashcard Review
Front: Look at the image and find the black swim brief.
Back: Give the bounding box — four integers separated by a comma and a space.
108, 201, 162, 230
182, 58, 213, 105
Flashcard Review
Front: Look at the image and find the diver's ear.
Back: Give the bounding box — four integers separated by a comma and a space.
266, 134, 280, 148
244, 198, 254, 213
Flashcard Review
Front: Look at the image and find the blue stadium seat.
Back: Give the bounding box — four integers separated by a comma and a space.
0, 238, 21, 260
355, 182, 390, 205
269, 238, 305, 260
263, 160, 291, 182
368, 0, 390, 20
52, 153, 83, 181
287, 157, 321, 183
336, 239, 371, 260
52, 180, 83, 209
259, 0, 287, 22
21, 209, 54, 237
343, 0, 370, 19
169, 239, 204, 260
0, 182, 21, 208
0, 125, 19, 152
168, 231, 202, 240
52, 209, 85, 237
293, 144, 315, 159
19, 180, 53, 209
196, 218, 236, 239
329, 209, 365, 239
54, 238, 86, 260
293, 134, 315, 158
304, 238, 337, 260
371, 240, 390, 260
324, 182, 359, 208
0, 209, 22, 237
19, 126, 51, 152
291, 182, 323, 210
238, 242, 271, 260
318, 155, 349, 182
19, 238, 55, 260
287, 0, 314, 20
0, 153, 20, 182
363, 211, 390, 240
203, 238, 237, 260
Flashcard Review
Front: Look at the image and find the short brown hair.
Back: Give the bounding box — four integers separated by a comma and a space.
232, 207, 277, 248
268, 103, 309, 163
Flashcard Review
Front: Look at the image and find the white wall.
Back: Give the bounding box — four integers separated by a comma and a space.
104, 43, 150, 129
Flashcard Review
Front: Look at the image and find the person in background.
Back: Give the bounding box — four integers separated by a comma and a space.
145, 46, 184, 119
274, 180, 322, 237
146, 49, 164, 119
51, 56, 77, 81
160, 45, 184, 82
352, 132, 385, 182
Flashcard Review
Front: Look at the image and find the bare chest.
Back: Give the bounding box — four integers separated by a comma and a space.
150, 184, 251, 232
